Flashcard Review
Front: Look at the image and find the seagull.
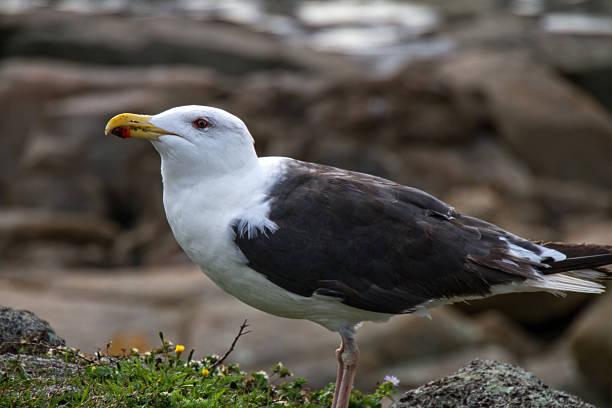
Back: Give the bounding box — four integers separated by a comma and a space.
106, 105, 612, 408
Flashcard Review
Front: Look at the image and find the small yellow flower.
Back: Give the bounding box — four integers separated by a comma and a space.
175, 345, 185, 353
201, 369, 210, 376
91, 366, 96, 371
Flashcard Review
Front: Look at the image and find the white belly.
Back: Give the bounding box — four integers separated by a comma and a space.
200, 260, 392, 331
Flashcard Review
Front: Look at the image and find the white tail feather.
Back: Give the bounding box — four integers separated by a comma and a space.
525, 271, 606, 294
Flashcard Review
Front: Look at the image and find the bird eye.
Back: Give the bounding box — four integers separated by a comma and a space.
193, 118, 209, 129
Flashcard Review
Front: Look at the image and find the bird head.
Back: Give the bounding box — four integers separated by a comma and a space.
105, 105, 257, 178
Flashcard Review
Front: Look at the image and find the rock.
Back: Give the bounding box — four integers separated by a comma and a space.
358, 309, 488, 372
6, 173, 108, 216
0, 306, 65, 353
438, 51, 612, 189
391, 359, 595, 408
444, 186, 505, 222
0, 353, 81, 401
308, 138, 534, 202
564, 221, 612, 247
368, 345, 516, 391
0, 265, 208, 308
0, 266, 210, 356
533, 178, 612, 223
443, 186, 559, 242
0, 9, 358, 76
569, 292, 612, 386
3, 241, 109, 269
454, 291, 595, 327
356, 308, 541, 389
565, 66, 612, 117
392, 138, 532, 198
0, 209, 119, 267
522, 340, 608, 408
308, 66, 483, 147
354, 308, 542, 389
471, 310, 542, 358
0, 353, 79, 377
0, 209, 118, 241
537, 29, 612, 74
432, 0, 612, 112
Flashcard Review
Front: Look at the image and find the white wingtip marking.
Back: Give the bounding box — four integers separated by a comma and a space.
498, 236, 567, 263
537, 245, 567, 262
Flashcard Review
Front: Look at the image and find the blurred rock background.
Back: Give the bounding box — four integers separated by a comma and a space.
0, 0, 611, 406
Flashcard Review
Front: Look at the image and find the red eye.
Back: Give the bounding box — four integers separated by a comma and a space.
193, 118, 209, 129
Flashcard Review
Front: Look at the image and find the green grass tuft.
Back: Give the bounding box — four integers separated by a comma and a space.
0, 334, 398, 408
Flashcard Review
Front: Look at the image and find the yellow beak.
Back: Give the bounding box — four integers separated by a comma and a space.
105, 113, 175, 141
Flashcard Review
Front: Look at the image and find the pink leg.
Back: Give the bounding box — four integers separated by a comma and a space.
333, 328, 359, 408
331, 340, 345, 408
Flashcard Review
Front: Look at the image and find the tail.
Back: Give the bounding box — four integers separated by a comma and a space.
525, 242, 612, 294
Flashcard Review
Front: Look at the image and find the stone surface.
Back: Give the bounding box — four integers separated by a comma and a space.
471, 311, 542, 359
0, 353, 79, 378
0, 353, 82, 401
0, 10, 358, 77
0, 209, 120, 267
0, 306, 65, 353
373, 345, 516, 391
391, 359, 595, 408
570, 292, 612, 386
523, 340, 608, 408
533, 178, 612, 224
0, 266, 208, 354
358, 308, 490, 371
438, 51, 612, 188
565, 221, 612, 247
454, 291, 594, 326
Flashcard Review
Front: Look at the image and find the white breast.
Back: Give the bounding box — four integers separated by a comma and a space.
161, 156, 392, 331
162, 157, 280, 271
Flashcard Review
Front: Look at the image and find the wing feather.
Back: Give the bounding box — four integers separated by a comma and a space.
232, 160, 608, 314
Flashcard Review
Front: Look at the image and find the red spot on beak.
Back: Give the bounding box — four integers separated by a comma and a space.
111, 126, 131, 139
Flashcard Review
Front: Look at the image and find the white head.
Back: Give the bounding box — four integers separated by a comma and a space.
105, 105, 258, 182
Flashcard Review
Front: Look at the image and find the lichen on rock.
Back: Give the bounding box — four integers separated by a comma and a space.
391, 359, 594, 408
0, 306, 66, 354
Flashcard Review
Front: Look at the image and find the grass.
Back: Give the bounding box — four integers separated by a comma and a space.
0, 330, 398, 408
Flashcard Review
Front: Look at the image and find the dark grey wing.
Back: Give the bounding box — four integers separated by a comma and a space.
232, 161, 562, 314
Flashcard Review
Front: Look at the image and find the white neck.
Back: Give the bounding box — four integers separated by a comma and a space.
156, 142, 259, 194
159, 155, 284, 275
